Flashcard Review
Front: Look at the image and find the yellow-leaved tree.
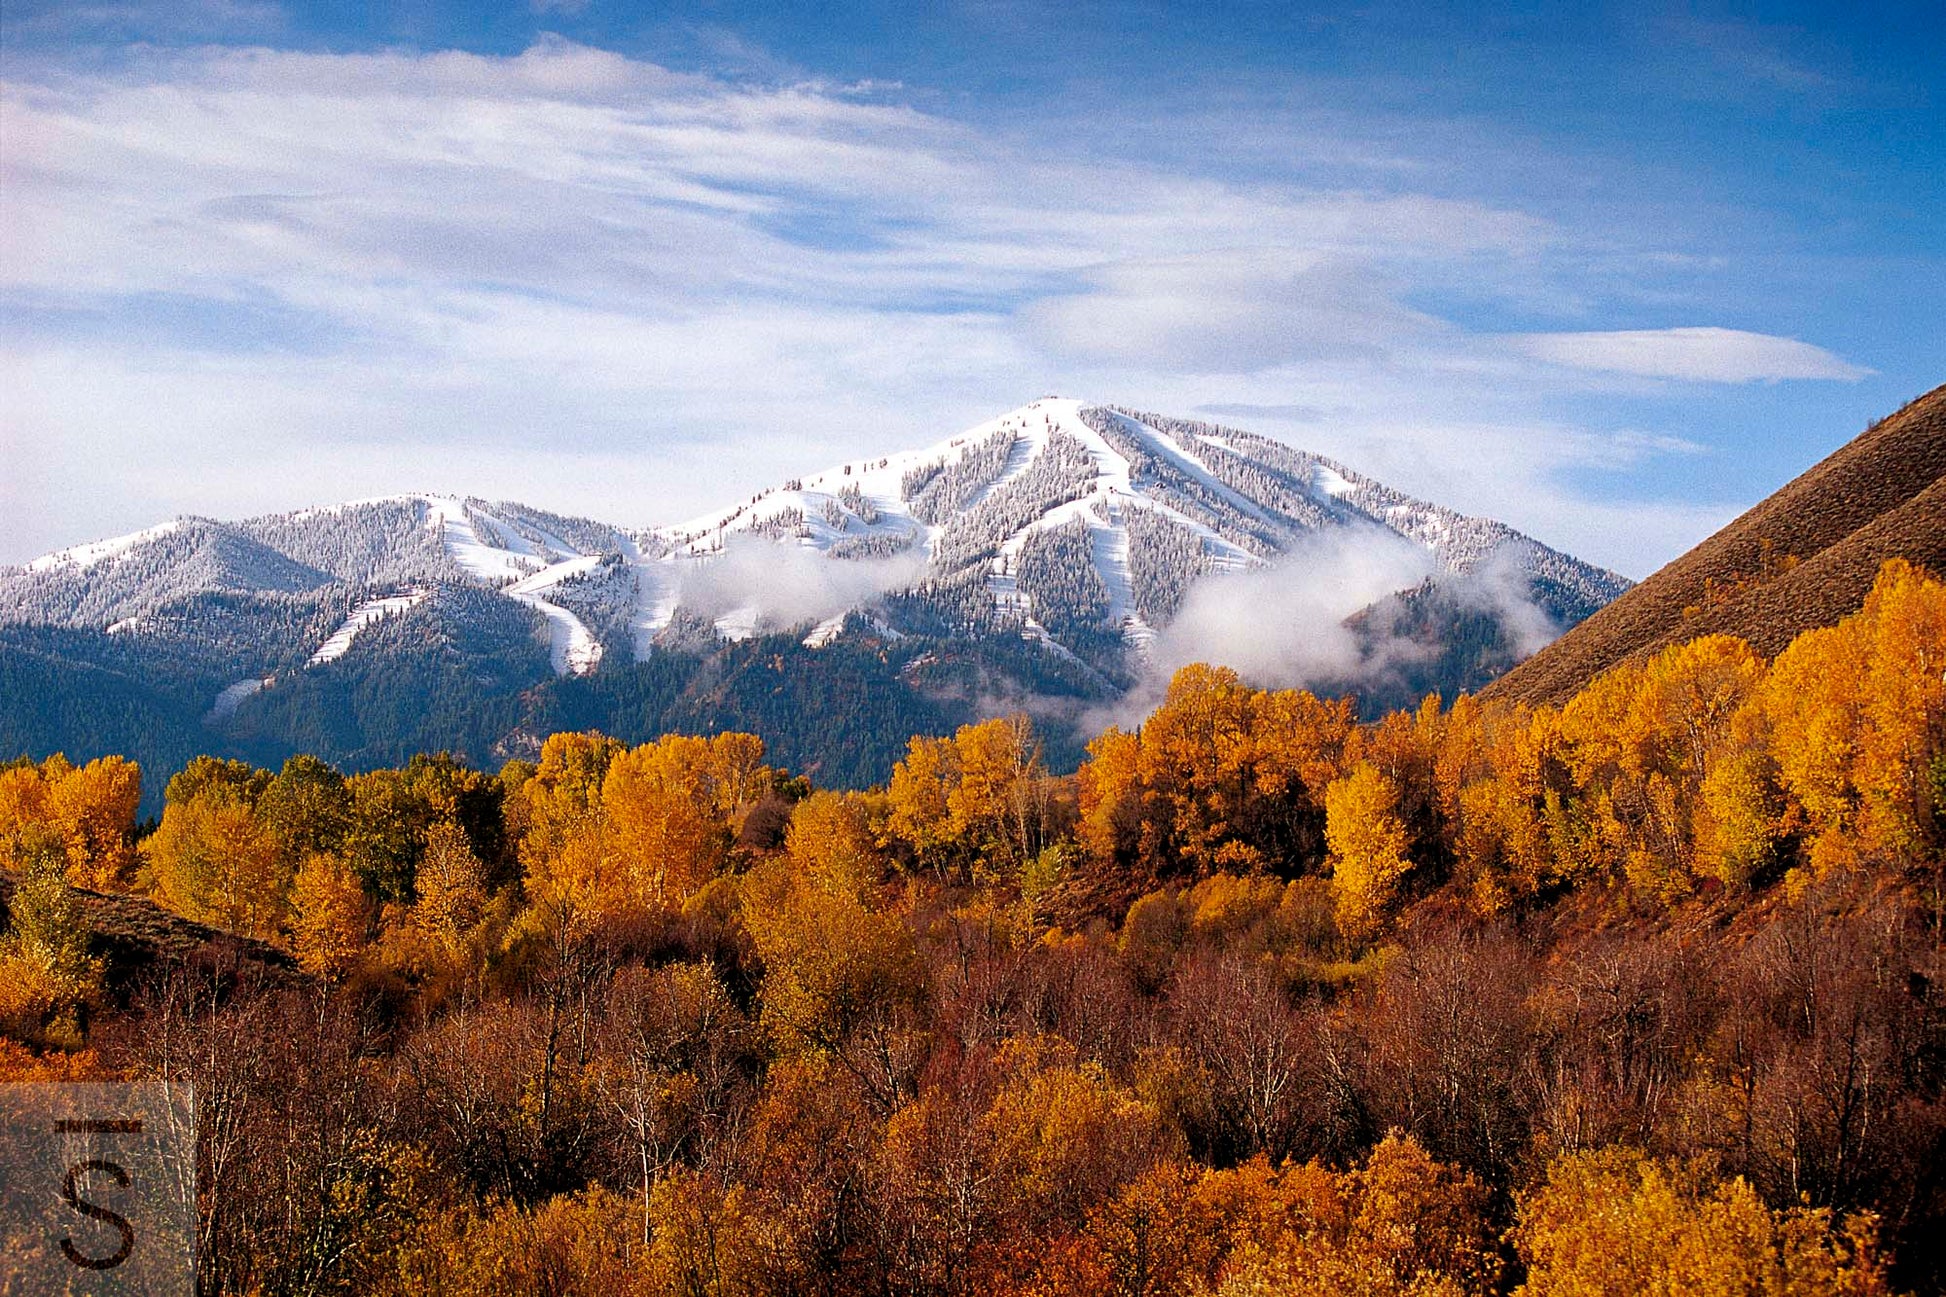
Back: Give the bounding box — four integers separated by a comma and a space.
785, 790, 883, 900
141, 757, 287, 939
603, 731, 772, 906
289, 851, 371, 978
1761, 558, 1946, 887
0, 754, 142, 890
887, 733, 961, 872
1326, 763, 1411, 943
1512, 1147, 1891, 1296
413, 819, 488, 951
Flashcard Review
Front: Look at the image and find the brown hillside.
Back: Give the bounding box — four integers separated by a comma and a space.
0, 870, 301, 994
1485, 384, 1946, 706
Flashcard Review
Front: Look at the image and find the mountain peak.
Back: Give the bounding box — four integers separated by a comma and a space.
647, 399, 1626, 658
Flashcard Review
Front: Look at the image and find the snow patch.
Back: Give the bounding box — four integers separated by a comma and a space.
207, 678, 268, 722
309, 590, 429, 666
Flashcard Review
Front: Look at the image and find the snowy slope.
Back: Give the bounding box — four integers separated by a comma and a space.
26, 521, 187, 573
309, 590, 430, 666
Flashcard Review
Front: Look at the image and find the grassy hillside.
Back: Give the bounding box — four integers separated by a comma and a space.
1487, 384, 1946, 705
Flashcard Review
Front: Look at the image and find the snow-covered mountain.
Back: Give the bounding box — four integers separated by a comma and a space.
1, 399, 1629, 794
4, 398, 1626, 687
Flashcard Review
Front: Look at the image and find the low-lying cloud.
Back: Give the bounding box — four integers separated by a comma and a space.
1091, 531, 1568, 732
1152, 527, 1437, 689
669, 533, 928, 631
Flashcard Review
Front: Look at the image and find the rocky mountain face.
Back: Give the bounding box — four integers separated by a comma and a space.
1, 399, 1627, 799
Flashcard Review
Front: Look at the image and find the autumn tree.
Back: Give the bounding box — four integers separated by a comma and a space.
740, 855, 926, 1110
0, 832, 101, 1042
141, 757, 289, 939
888, 715, 1051, 879
603, 732, 772, 906
413, 818, 488, 952
1325, 763, 1412, 943
1512, 1147, 1891, 1296
951, 715, 1051, 876
0, 753, 142, 890
596, 961, 750, 1251
288, 852, 371, 978
1762, 559, 1946, 896
1557, 634, 1769, 901
786, 789, 884, 900
1076, 665, 1352, 881
888, 733, 960, 872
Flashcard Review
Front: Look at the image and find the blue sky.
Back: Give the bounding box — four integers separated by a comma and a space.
2, 0, 1940, 575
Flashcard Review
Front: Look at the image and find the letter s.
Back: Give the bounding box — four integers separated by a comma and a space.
60, 1159, 134, 1271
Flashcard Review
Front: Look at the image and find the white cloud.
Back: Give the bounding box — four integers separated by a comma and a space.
1023, 251, 1442, 371
1513, 326, 1870, 383
672, 533, 930, 629
1150, 527, 1436, 688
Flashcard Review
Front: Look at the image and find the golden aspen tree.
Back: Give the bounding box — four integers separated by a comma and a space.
521, 809, 619, 925
256, 754, 352, 865
1762, 622, 1866, 869
1073, 665, 1352, 881
978, 1036, 1164, 1238
0, 755, 141, 890
1325, 763, 1411, 943
603, 732, 739, 903
1852, 558, 1946, 862
289, 851, 371, 977
1076, 726, 1144, 869
43, 755, 142, 890
739, 855, 924, 1066
785, 789, 882, 900
1433, 694, 1487, 833
142, 763, 289, 939
1559, 635, 1766, 901
646, 1169, 760, 1297
1695, 748, 1781, 889
887, 732, 960, 870
700, 730, 773, 826
1759, 560, 1946, 885
0, 759, 52, 840
0, 834, 101, 1041
1140, 663, 1260, 872
414, 819, 488, 949
949, 714, 1047, 873
1512, 1147, 1892, 1296
1348, 1131, 1500, 1294
1446, 701, 1572, 911
516, 731, 623, 868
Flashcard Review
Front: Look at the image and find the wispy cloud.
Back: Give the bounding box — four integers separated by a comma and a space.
1512, 327, 1870, 383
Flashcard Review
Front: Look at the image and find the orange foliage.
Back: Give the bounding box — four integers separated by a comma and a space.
1076, 665, 1353, 880
0, 753, 141, 889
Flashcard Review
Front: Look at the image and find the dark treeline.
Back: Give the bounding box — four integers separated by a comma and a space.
2, 560, 1942, 1295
